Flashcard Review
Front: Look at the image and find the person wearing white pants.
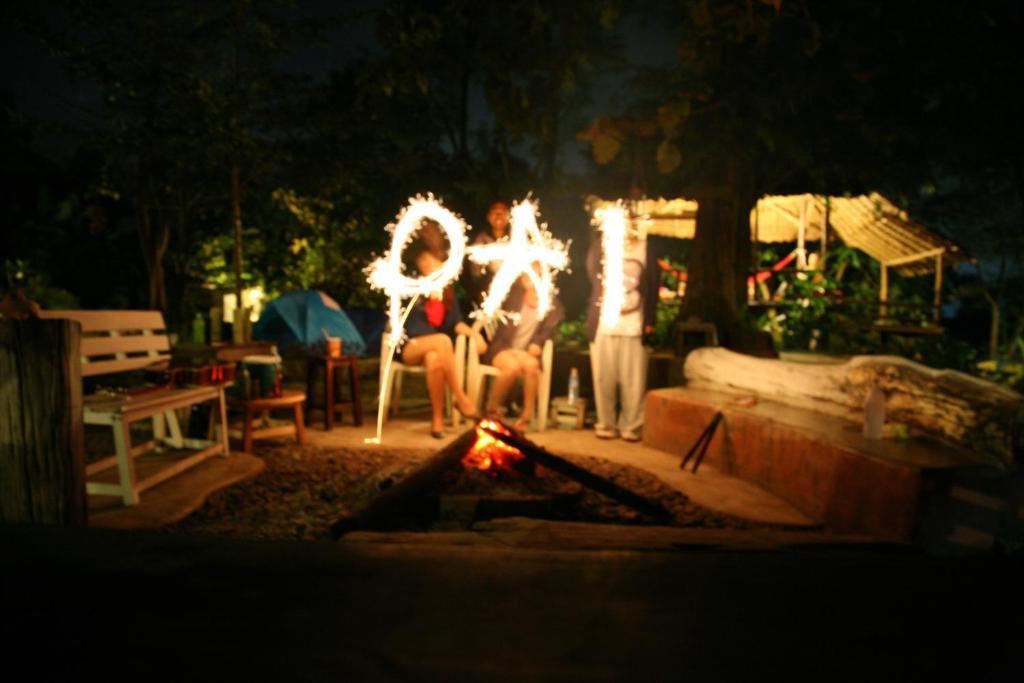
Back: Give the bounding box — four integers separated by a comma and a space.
590, 333, 649, 438
585, 221, 660, 442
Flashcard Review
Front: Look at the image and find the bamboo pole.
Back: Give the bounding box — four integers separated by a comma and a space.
797, 195, 808, 270
820, 198, 829, 269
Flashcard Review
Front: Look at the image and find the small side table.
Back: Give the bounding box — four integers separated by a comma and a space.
306, 354, 363, 430
228, 390, 307, 453
549, 396, 588, 430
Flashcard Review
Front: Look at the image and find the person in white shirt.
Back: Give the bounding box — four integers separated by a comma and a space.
585, 220, 659, 442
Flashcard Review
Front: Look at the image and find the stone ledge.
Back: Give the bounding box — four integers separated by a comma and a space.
643, 387, 985, 542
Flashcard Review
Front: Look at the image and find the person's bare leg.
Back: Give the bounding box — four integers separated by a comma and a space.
423, 351, 447, 433
432, 335, 477, 414
486, 351, 522, 418
402, 335, 450, 432
515, 353, 540, 431
403, 333, 476, 419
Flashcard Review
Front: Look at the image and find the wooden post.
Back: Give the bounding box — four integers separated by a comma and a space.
0, 319, 86, 526
933, 250, 944, 324
820, 199, 829, 269
797, 195, 808, 270
879, 263, 889, 321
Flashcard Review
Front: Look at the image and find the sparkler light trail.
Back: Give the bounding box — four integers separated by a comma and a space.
364, 194, 468, 444
466, 198, 569, 319
595, 203, 629, 328
366, 194, 469, 341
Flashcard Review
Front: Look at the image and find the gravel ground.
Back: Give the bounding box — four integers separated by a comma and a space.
167, 440, 758, 541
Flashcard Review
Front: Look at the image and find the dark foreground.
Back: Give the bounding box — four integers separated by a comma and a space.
2, 524, 1020, 681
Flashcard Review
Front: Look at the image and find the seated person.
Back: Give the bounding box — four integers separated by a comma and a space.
478, 270, 564, 432
466, 199, 511, 306
402, 240, 487, 438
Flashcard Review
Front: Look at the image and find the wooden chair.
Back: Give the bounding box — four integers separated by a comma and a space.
379, 330, 466, 425
38, 310, 230, 506
464, 319, 554, 432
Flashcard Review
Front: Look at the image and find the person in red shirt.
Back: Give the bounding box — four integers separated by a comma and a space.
401, 240, 485, 438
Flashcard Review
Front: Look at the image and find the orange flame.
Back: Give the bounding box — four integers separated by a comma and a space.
463, 419, 526, 474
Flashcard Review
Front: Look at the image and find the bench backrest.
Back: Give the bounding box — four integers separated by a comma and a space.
37, 310, 171, 378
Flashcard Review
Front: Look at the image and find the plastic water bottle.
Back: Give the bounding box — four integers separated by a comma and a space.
567, 367, 579, 406
863, 383, 885, 439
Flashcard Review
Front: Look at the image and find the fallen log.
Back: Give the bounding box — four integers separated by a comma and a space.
331, 429, 477, 538
483, 427, 674, 524
683, 348, 1022, 465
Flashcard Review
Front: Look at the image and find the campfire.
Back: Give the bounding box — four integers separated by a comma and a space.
331, 419, 673, 537
462, 419, 533, 477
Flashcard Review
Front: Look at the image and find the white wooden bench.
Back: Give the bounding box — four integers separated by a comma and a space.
38, 310, 230, 506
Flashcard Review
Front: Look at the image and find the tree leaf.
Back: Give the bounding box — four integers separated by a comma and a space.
592, 133, 622, 165
656, 140, 682, 174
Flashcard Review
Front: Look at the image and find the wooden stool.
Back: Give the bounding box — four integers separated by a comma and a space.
549, 396, 588, 430
305, 354, 363, 430
228, 390, 306, 453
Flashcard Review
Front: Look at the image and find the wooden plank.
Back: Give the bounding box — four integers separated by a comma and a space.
80, 334, 170, 357
86, 386, 221, 419
86, 482, 127, 497
950, 486, 1006, 512
134, 443, 227, 494
0, 319, 87, 526
85, 440, 157, 476
80, 355, 171, 378
38, 310, 167, 333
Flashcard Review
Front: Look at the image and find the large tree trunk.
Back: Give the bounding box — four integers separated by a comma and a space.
683, 347, 1023, 466
679, 158, 754, 348
0, 319, 86, 525
137, 192, 170, 314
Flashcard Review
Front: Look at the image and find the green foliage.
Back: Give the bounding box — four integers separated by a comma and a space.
3, 259, 79, 309
555, 314, 588, 347
650, 299, 681, 349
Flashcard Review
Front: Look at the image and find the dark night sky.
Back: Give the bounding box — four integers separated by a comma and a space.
1, 1, 677, 167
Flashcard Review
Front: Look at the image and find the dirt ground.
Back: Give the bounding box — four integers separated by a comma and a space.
165, 438, 760, 541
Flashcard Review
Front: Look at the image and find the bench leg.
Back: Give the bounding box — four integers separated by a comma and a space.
164, 410, 184, 448
217, 390, 230, 456
112, 415, 140, 506
152, 413, 165, 445
294, 401, 306, 446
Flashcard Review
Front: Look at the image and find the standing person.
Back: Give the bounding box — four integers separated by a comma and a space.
466, 199, 511, 306
585, 218, 660, 441
479, 271, 564, 433
402, 240, 487, 438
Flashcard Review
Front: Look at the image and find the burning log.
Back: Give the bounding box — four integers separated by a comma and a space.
331, 429, 477, 538
482, 427, 675, 524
